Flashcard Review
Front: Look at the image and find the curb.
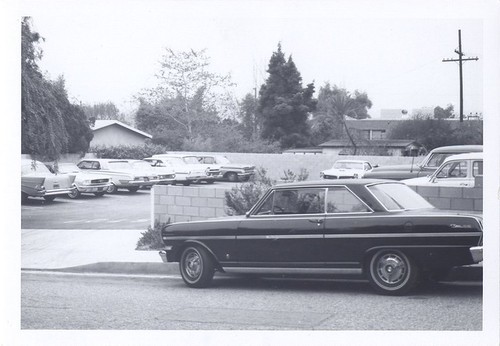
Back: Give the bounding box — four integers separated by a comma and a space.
22, 262, 179, 276
21, 262, 483, 282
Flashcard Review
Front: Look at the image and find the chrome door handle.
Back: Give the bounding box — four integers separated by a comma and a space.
308, 219, 324, 225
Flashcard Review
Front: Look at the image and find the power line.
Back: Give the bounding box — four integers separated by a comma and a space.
442, 29, 479, 122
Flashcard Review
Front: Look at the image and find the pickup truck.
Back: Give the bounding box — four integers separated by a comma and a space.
364, 145, 483, 180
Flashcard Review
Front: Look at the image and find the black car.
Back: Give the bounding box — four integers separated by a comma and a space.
159, 179, 483, 295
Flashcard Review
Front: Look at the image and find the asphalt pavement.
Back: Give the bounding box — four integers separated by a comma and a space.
21, 228, 482, 281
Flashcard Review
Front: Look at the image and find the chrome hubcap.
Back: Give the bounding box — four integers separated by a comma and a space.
376, 254, 407, 284
184, 251, 201, 279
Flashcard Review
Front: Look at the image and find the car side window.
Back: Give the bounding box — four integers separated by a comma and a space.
273, 189, 325, 215
327, 187, 370, 213
255, 192, 274, 215
77, 161, 94, 170
436, 161, 467, 178
426, 153, 451, 168
473, 161, 483, 177
364, 163, 372, 171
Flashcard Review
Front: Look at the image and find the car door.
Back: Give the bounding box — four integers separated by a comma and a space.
235, 188, 326, 268
322, 186, 374, 273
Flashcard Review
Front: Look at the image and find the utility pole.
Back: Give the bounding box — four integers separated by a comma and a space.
442, 29, 479, 122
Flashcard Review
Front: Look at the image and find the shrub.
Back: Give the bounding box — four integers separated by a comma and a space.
225, 166, 309, 215
136, 220, 170, 250
280, 168, 309, 182
90, 143, 169, 159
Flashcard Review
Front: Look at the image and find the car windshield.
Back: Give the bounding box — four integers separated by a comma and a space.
21, 161, 51, 175
57, 163, 80, 173
216, 156, 231, 164
421, 153, 453, 168
367, 183, 433, 211
183, 156, 200, 164
131, 161, 152, 170
332, 161, 364, 170
108, 161, 133, 170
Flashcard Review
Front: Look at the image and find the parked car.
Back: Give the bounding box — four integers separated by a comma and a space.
76, 159, 159, 193
402, 153, 483, 188
152, 154, 221, 184
21, 159, 76, 203
320, 160, 373, 179
124, 160, 175, 186
48, 162, 112, 199
158, 179, 483, 295
196, 154, 255, 182
144, 156, 208, 186
364, 145, 483, 180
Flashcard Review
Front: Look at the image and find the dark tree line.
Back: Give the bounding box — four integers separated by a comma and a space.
21, 17, 93, 160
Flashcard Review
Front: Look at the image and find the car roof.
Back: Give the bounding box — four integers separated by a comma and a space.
334, 160, 369, 163
442, 152, 483, 162
274, 179, 399, 188
429, 145, 483, 153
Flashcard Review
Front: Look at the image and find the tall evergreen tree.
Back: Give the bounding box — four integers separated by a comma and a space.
258, 44, 316, 148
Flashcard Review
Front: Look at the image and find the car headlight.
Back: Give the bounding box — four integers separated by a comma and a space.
353, 173, 359, 178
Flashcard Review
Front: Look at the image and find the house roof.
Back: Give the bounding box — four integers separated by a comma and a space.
91, 120, 152, 139
319, 139, 421, 148
345, 119, 403, 131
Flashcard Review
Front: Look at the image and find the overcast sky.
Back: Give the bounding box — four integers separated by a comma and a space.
20, 1, 487, 119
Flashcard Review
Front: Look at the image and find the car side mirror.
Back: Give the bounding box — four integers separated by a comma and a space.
245, 211, 251, 218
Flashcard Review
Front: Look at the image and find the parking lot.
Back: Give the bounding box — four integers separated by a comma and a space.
21, 182, 240, 230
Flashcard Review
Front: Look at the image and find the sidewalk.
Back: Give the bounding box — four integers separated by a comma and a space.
21, 229, 177, 275
21, 229, 482, 281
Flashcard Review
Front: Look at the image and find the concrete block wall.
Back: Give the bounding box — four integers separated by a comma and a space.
410, 185, 483, 212
170, 151, 418, 181
153, 185, 227, 224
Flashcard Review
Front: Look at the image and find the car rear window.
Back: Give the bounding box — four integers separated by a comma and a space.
367, 183, 433, 211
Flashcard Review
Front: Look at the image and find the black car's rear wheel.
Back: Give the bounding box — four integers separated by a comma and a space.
179, 246, 215, 288
367, 249, 419, 295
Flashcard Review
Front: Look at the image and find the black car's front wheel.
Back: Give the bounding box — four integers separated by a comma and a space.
179, 246, 215, 288
367, 249, 419, 295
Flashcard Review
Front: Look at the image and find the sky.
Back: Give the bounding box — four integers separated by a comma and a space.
18, 0, 488, 119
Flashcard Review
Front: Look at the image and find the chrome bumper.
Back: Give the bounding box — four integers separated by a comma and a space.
159, 250, 168, 263
470, 246, 483, 263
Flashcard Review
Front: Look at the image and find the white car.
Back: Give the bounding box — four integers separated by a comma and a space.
77, 159, 160, 193
51, 162, 112, 199
21, 159, 76, 203
125, 160, 175, 186
196, 154, 255, 182
150, 154, 221, 184
320, 160, 373, 179
402, 152, 483, 188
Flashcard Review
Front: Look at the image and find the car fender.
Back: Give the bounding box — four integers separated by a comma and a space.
175, 240, 223, 270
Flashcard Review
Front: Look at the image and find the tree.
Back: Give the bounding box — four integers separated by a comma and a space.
258, 44, 316, 149
311, 83, 372, 153
21, 17, 93, 160
139, 48, 236, 143
238, 93, 260, 140
434, 104, 455, 119
82, 102, 129, 125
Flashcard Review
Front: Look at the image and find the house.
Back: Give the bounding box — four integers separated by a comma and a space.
318, 139, 425, 156
90, 120, 152, 147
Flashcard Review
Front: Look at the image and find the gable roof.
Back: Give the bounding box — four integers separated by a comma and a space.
91, 120, 152, 139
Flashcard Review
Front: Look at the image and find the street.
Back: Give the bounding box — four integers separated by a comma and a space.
22, 271, 482, 330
